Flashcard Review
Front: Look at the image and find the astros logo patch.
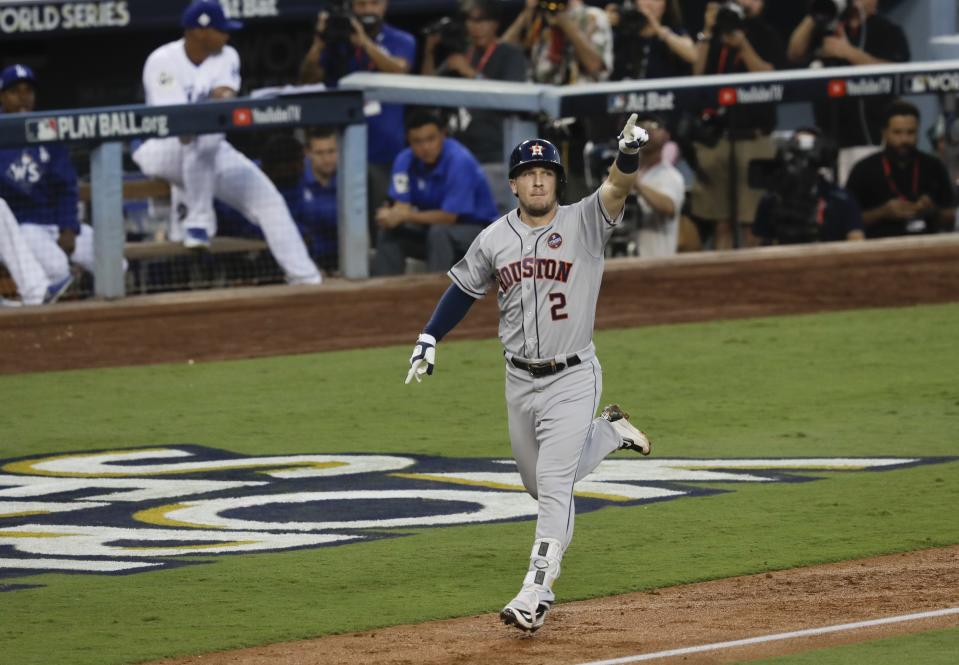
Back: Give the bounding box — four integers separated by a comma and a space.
547, 232, 563, 249
0, 446, 951, 589
530, 143, 544, 156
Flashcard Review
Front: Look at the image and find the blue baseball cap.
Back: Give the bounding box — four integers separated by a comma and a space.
181, 1, 243, 32
0, 64, 37, 91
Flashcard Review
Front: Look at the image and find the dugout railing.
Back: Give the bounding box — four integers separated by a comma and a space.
0, 90, 365, 297
3, 60, 959, 300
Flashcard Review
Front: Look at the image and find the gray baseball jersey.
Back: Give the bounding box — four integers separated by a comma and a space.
449, 190, 621, 360
448, 189, 628, 604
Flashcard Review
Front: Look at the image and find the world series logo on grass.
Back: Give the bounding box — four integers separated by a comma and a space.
0, 446, 950, 585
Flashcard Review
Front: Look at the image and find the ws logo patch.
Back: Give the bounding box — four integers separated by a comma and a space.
0, 447, 949, 585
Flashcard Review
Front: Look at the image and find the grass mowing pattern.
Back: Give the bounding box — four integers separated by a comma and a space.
1, 304, 957, 665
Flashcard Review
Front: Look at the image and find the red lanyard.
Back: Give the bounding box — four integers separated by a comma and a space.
881, 156, 919, 201
466, 42, 498, 75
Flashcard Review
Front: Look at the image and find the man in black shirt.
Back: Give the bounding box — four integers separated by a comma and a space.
690, 0, 786, 249
787, 0, 909, 178
845, 100, 956, 238
422, 0, 528, 214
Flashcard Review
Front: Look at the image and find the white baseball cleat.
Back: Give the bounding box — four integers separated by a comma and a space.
602, 404, 652, 455
500, 588, 551, 634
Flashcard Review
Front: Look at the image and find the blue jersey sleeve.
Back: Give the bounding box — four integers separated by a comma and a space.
439, 153, 482, 218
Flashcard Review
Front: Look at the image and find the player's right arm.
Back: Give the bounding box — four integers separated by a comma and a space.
599, 114, 648, 220
142, 48, 188, 107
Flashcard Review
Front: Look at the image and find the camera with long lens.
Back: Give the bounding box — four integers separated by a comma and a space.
748, 132, 838, 244
422, 16, 468, 56
538, 0, 568, 15
322, 0, 354, 45
809, 0, 850, 52
617, 0, 647, 33
610, 1, 650, 80
713, 1, 745, 38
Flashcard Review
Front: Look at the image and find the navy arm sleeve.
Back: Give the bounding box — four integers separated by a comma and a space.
424, 284, 477, 341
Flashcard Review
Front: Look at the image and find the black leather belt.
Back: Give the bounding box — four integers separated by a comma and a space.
510, 354, 582, 377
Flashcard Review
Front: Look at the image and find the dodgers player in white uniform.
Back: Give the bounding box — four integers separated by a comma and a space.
405, 114, 652, 633
132, 0, 321, 285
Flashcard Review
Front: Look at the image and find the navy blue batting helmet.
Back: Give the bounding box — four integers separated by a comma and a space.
508, 139, 566, 183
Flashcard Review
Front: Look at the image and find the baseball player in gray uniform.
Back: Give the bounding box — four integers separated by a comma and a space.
405, 114, 651, 634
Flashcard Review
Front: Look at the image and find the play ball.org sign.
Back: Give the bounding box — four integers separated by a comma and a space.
0, 447, 949, 584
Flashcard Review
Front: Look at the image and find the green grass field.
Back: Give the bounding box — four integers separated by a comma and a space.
2, 303, 957, 665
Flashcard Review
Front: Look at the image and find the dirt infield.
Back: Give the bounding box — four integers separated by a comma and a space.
1, 236, 958, 375
146, 545, 959, 665
4, 237, 959, 663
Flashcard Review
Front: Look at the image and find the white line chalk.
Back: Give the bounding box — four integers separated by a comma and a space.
575, 607, 959, 665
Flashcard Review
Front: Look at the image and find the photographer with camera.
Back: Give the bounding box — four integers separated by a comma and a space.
421, 1, 528, 214
787, 0, 909, 184
503, 0, 613, 85
689, 0, 785, 250
605, 0, 695, 81
298, 0, 416, 240
752, 129, 864, 245
845, 100, 956, 239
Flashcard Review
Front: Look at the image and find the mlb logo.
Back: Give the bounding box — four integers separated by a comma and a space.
607, 94, 627, 113
547, 232, 563, 249
25, 118, 59, 142
232, 108, 253, 126
906, 76, 926, 94
827, 80, 847, 98
718, 88, 737, 106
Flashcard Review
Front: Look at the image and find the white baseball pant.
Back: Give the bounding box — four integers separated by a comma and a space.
19, 222, 95, 284
132, 136, 321, 284
0, 198, 48, 305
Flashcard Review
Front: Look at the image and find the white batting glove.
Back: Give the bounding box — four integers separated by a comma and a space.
617, 113, 649, 154
405, 333, 437, 384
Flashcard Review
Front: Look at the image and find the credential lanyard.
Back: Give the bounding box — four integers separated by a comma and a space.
466, 42, 498, 75
881, 156, 919, 201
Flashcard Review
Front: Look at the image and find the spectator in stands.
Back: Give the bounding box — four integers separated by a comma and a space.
421, 0, 528, 214
298, 0, 416, 236
0, 64, 90, 301
753, 128, 865, 244
299, 128, 340, 273
503, 0, 613, 85
632, 113, 686, 257
605, 0, 696, 81
133, 1, 321, 285
845, 100, 956, 238
689, 0, 785, 250
786, 0, 910, 183
371, 109, 499, 276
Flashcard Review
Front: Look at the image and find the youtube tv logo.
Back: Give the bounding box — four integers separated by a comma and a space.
718, 87, 737, 106
232, 108, 253, 126
827, 80, 847, 98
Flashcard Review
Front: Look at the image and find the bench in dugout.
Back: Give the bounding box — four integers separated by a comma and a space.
78, 178, 278, 295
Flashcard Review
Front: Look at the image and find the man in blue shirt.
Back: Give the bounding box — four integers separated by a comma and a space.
298, 0, 416, 236
0, 64, 87, 302
371, 109, 499, 276
299, 128, 339, 272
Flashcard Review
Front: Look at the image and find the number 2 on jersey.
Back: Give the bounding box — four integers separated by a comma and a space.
549, 293, 568, 321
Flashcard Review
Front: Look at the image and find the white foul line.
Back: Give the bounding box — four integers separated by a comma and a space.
575, 607, 959, 665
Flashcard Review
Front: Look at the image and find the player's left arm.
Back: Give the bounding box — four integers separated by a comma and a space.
599, 113, 648, 219
49, 147, 81, 251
